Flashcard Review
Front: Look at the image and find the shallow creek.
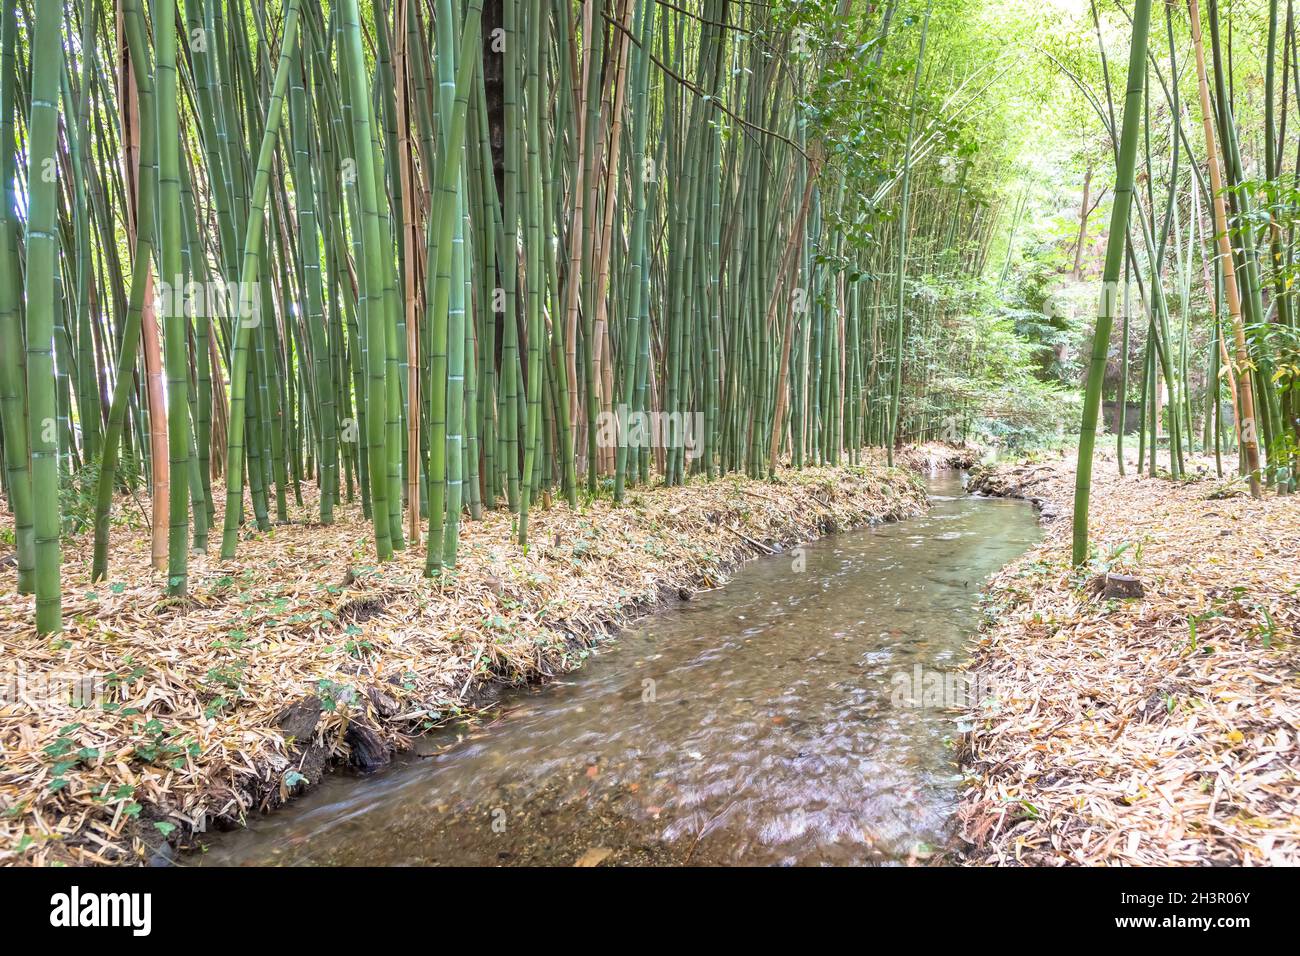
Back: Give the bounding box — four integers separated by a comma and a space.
192, 472, 1038, 866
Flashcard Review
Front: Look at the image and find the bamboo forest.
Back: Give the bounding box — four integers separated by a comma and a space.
0, 0, 1296, 889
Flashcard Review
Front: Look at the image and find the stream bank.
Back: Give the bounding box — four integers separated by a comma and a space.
957, 452, 1300, 865
1, 463, 926, 866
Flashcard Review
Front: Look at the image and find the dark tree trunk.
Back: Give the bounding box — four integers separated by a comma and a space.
482, 0, 504, 200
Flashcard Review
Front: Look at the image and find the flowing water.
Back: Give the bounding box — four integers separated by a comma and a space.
192, 473, 1037, 866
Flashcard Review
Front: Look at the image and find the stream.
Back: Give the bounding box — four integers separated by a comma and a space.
191, 472, 1038, 866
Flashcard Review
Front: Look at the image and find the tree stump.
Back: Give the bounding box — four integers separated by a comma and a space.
275, 695, 322, 744
1102, 573, 1145, 600
345, 718, 391, 773
275, 696, 328, 792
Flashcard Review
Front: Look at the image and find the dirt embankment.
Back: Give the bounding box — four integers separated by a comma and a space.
1, 464, 926, 866
966, 457, 1067, 522
956, 452, 1300, 865
894, 441, 984, 473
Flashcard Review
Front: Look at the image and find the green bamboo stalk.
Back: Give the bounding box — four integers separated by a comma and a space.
220, 0, 304, 559
24, 0, 67, 632
0, 0, 33, 595
423, 0, 484, 574
157, 0, 190, 595
1073, 0, 1153, 566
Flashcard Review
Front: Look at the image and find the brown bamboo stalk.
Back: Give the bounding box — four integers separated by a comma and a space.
562, 0, 596, 430
766, 149, 823, 474
207, 325, 228, 476
1071, 161, 1093, 279
1196, 249, 1241, 446
116, 2, 167, 569
591, 0, 635, 474
1188, 0, 1261, 496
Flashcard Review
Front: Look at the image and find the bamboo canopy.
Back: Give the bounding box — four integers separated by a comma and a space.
0, 0, 1294, 633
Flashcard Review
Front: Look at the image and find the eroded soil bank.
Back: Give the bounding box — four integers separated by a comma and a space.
1, 463, 926, 865
957, 452, 1300, 865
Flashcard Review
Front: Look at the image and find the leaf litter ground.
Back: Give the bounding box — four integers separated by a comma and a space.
0, 463, 926, 865
957, 451, 1299, 865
